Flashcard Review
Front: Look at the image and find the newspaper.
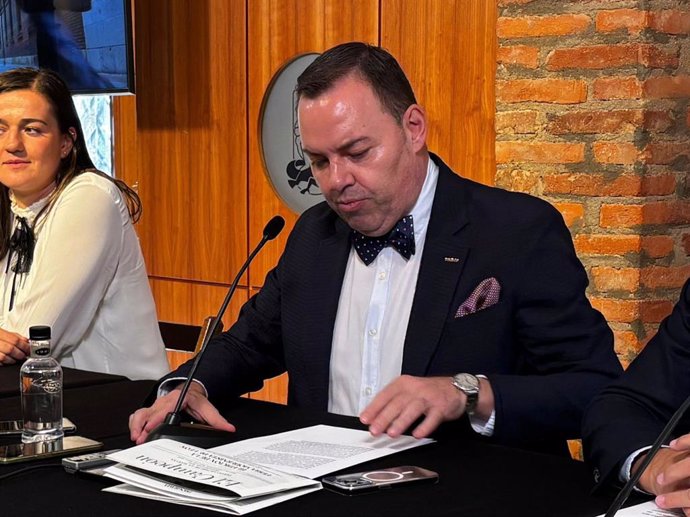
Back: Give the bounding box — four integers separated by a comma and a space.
103, 439, 320, 514
102, 425, 433, 514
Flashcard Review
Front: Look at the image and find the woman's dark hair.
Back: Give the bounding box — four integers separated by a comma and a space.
296, 42, 417, 124
0, 67, 141, 260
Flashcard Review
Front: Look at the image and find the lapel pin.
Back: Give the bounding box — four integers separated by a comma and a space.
444, 257, 460, 263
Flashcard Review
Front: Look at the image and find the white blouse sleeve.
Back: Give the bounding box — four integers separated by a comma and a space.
2, 179, 125, 357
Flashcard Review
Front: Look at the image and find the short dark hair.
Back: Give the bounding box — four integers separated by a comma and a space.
296, 42, 417, 123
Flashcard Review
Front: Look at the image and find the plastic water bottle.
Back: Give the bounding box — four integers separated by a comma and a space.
20, 326, 63, 443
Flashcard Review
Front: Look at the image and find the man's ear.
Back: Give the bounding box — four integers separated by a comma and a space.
403, 104, 427, 153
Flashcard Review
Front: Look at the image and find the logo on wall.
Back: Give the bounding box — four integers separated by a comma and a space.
259, 53, 323, 214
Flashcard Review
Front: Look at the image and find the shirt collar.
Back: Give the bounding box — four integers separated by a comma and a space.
408, 155, 439, 241
9, 186, 56, 226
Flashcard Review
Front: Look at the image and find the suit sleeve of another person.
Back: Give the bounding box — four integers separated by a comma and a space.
582, 278, 690, 487
484, 200, 621, 449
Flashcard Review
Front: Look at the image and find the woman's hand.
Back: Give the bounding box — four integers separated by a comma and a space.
0, 328, 29, 364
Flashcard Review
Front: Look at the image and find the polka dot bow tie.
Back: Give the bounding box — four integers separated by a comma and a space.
352, 215, 415, 266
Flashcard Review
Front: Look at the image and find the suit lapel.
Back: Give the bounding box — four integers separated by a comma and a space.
402, 157, 471, 376
306, 216, 351, 409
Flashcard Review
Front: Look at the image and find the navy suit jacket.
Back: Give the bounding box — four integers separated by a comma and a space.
171, 155, 620, 454
583, 277, 690, 486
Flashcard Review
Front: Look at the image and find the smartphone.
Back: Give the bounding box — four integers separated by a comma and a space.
0, 435, 102, 464
0, 417, 76, 436
322, 466, 438, 494
62, 449, 121, 475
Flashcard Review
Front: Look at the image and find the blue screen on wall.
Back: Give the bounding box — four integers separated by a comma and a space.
0, 0, 134, 94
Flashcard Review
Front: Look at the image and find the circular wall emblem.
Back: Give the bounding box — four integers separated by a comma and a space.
259, 53, 324, 214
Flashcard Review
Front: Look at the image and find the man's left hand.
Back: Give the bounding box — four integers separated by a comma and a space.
359, 375, 466, 439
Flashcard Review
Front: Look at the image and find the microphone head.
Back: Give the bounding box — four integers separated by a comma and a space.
263, 216, 285, 240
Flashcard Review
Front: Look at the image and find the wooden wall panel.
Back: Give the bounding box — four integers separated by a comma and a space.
114, 0, 248, 285
246, 0, 379, 287
382, 0, 496, 186
150, 278, 248, 327
113, 95, 137, 190
151, 278, 249, 371
248, 373, 289, 404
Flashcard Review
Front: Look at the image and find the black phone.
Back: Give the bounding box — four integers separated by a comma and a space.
0, 417, 76, 436
322, 466, 439, 494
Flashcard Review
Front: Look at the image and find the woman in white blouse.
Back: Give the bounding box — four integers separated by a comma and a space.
0, 67, 169, 380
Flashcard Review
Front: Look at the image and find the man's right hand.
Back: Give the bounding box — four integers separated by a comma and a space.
129, 381, 235, 444
636, 435, 690, 515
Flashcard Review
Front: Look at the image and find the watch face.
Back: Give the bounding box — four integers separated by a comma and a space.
454, 373, 479, 392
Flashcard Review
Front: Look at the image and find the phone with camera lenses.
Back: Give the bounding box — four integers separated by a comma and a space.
322, 466, 438, 494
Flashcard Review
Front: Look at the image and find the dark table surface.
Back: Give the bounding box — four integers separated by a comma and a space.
0, 363, 127, 398
0, 369, 641, 517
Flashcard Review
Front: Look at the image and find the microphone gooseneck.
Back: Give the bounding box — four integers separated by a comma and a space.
145, 215, 285, 448
604, 393, 690, 516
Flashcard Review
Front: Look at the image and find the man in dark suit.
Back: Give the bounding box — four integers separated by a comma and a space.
130, 42, 620, 454
583, 278, 690, 512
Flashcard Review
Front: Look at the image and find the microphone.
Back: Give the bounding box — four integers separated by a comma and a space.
604, 393, 690, 516
145, 216, 286, 448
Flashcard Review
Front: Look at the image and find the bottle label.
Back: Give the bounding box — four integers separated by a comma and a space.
37, 379, 61, 393
33, 346, 50, 356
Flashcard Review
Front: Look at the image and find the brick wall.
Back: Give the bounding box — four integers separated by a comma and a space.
496, 0, 690, 367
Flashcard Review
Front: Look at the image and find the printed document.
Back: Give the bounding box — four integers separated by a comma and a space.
102, 425, 433, 514
212, 424, 434, 479
103, 439, 320, 514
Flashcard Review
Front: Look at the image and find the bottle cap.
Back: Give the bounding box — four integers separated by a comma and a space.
29, 326, 51, 340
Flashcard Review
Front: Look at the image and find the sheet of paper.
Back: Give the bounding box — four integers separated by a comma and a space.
104, 464, 244, 503
106, 439, 318, 498
103, 482, 321, 515
211, 424, 434, 479
596, 501, 682, 516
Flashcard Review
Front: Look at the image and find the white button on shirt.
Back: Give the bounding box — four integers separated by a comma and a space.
328, 158, 439, 416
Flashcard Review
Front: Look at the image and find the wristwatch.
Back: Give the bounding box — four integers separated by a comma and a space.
452, 373, 480, 416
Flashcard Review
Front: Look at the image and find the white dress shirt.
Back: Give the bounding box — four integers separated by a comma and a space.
328, 159, 438, 416
0, 173, 170, 380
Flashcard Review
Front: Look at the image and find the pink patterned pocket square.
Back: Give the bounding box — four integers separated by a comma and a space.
455, 277, 501, 318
